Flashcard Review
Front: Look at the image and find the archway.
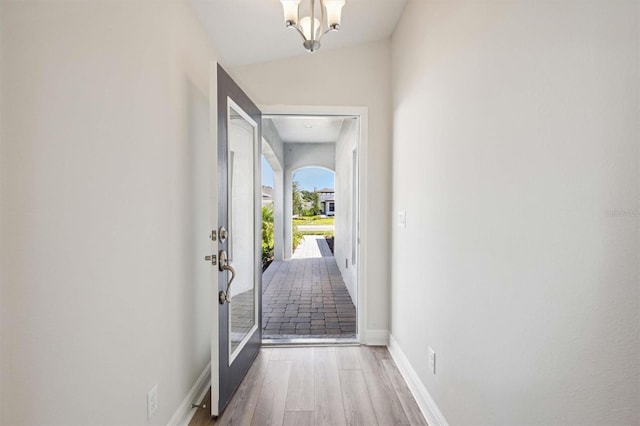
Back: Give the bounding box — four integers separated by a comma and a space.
290, 167, 336, 258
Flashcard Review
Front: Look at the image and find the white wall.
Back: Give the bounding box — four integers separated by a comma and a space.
263, 119, 285, 168
262, 123, 285, 261
391, 1, 640, 424
334, 120, 358, 304
285, 143, 335, 173
0, 1, 218, 424
232, 40, 392, 339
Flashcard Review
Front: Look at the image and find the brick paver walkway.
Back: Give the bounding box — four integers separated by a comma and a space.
262, 236, 356, 338
291, 234, 334, 258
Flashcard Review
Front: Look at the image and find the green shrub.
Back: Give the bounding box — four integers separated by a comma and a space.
292, 216, 335, 225
262, 205, 274, 263
264, 205, 313, 258
300, 230, 334, 236
292, 224, 304, 252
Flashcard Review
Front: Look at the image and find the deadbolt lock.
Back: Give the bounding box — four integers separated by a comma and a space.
218, 226, 227, 243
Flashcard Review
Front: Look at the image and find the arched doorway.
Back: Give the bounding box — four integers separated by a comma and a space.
291, 167, 335, 259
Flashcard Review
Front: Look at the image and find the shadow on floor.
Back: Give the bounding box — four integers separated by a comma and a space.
316, 237, 333, 257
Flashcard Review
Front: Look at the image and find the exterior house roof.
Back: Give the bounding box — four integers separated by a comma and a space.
262, 185, 273, 199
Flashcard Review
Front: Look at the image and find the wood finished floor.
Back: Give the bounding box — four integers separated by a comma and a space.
189, 346, 428, 426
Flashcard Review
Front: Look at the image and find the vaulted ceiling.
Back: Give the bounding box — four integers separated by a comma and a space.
190, 0, 407, 67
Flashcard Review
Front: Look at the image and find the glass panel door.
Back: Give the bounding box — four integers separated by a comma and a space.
212, 64, 262, 416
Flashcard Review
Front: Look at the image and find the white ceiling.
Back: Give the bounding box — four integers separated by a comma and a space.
268, 116, 347, 143
190, 0, 407, 67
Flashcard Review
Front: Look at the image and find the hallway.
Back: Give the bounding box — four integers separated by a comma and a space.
189, 346, 427, 426
262, 236, 356, 338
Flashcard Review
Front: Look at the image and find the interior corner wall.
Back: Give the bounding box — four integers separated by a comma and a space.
0, 2, 218, 424
334, 120, 358, 304
391, 1, 640, 424
232, 40, 392, 337
263, 119, 285, 167
262, 120, 286, 260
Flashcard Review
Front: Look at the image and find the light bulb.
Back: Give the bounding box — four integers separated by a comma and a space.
300, 16, 321, 40
323, 0, 345, 29
281, 0, 301, 26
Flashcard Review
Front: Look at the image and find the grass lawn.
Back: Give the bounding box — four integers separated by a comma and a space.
292, 216, 335, 225
299, 230, 334, 236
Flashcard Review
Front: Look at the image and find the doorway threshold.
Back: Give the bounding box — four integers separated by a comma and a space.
262, 336, 358, 347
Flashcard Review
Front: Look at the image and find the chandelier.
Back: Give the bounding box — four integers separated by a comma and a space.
280, 0, 346, 53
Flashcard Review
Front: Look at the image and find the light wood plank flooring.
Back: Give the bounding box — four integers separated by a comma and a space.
190, 346, 427, 426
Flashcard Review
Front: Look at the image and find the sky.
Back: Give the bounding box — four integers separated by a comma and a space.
262, 156, 334, 191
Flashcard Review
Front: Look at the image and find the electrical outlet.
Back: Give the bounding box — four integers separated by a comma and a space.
147, 385, 158, 420
398, 211, 407, 228
428, 348, 436, 374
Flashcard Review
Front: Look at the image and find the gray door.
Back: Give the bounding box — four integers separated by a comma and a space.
212, 64, 262, 416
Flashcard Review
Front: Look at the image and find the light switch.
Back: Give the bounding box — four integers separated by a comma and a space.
398, 210, 407, 228
428, 348, 436, 374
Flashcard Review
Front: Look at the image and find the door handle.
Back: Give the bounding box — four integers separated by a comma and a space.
218, 264, 235, 305
218, 250, 235, 305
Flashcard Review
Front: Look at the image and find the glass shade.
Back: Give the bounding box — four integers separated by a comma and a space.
281, 0, 301, 25
300, 16, 321, 40
323, 0, 345, 28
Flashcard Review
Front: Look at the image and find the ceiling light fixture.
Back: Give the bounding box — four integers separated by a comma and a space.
281, 0, 345, 53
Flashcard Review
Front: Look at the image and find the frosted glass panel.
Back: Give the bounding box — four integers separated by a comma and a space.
228, 103, 257, 359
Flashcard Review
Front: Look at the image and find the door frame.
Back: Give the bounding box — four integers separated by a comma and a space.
260, 104, 369, 345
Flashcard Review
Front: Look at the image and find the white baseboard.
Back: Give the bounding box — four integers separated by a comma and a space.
365, 329, 389, 346
388, 334, 448, 426
167, 362, 211, 426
